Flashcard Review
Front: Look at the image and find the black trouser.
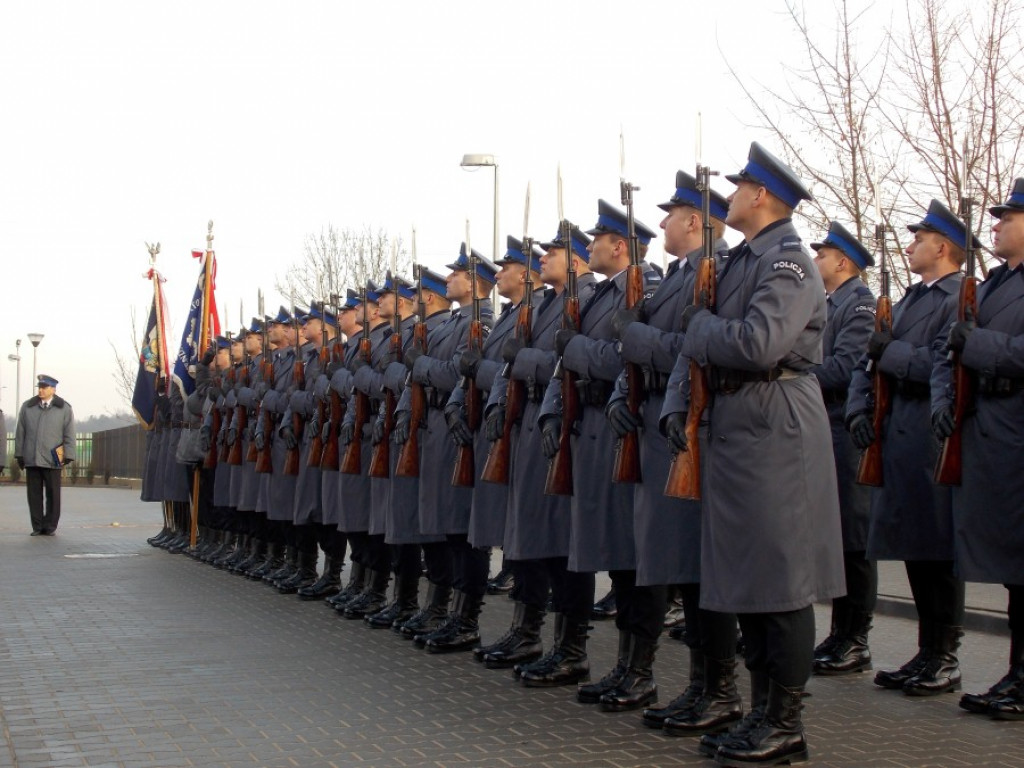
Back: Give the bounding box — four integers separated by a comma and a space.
610, 570, 667, 644
293, 523, 319, 556
738, 606, 816, 688
512, 557, 594, 622
1008, 585, 1024, 635
346, 531, 368, 567
905, 559, 965, 628
392, 543, 423, 579
834, 550, 877, 616
422, 541, 454, 587
196, 467, 215, 527
26, 467, 61, 533
448, 534, 490, 598
365, 534, 390, 572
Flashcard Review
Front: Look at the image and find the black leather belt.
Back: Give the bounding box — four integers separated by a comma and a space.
577, 379, 612, 407
977, 375, 1024, 397
524, 383, 545, 403
709, 366, 796, 394
644, 369, 671, 395
424, 387, 449, 409
894, 379, 930, 399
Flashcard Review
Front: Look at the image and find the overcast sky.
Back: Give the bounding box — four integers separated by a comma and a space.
1, 0, 888, 419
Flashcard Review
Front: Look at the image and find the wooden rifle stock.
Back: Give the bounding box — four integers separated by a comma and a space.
322, 333, 347, 471
612, 263, 644, 484
934, 277, 977, 485
452, 317, 484, 487
228, 362, 248, 465
482, 301, 532, 485
368, 329, 403, 478
395, 320, 427, 478
308, 344, 331, 468
203, 374, 222, 469
544, 294, 579, 496
856, 295, 893, 486
218, 366, 235, 463
340, 336, 373, 475
282, 355, 304, 476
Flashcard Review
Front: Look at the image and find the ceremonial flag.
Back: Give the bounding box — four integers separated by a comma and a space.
171, 242, 220, 399
131, 267, 172, 429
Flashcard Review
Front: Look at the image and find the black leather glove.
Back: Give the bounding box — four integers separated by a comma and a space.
404, 346, 424, 370
501, 336, 525, 364
947, 315, 976, 353
201, 346, 217, 365
445, 405, 473, 447
680, 304, 700, 333
540, 417, 561, 459
867, 320, 892, 361
340, 421, 355, 445
348, 356, 369, 373
371, 417, 385, 446
253, 431, 266, 451
208, 384, 223, 401
280, 424, 298, 451
554, 328, 577, 357
326, 360, 344, 377
611, 307, 641, 340
393, 410, 411, 444
847, 412, 876, 450
17, 457, 25, 470
932, 406, 956, 441
199, 425, 212, 453
484, 405, 505, 442
663, 412, 688, 454
458, 348, 483, 378
606, 399, 641, 438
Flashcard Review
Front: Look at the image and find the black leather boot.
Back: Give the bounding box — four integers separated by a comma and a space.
664, 655, 742, 737
482, 602, 545, 669
148, 526, 172, 547
367, 569, 419, 628
343, 568, 390, 619
874, 621, 931, 689
962, 633, 1024, 714
426, 591, 484, 653
814, 610, 872, 676
813, 601, 844, 663
201, 530, 228, 563
903, 624, 963, 696
988, 636, 1024, 720
643, 648, 705, 729
577, 630, 630, 704
265, 545, 297, 585
591, 586, 617, 620
215, 533, 246, 569
600, 636, 658, 712
298, 555, 342, 601
486, 568, 515, 595
520, 615, 590, 688
699, 670, 768, 758
248, 541, 283, 579
238, 538, 269, 576
399, 583, 451, 644
715, 679, 808, 767
278, 549, 319, 594
329, 561, 366, 610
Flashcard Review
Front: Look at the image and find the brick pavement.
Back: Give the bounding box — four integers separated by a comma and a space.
1, 485, 1023, 767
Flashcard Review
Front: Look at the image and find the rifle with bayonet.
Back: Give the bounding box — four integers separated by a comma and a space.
228, 302, 248, 466
254, 295, 275, 474
341, 289, 372, 475
856, 223, 892, 487
396, 265, 428, 478
453, 233, 483, 487
321, 293, 345, 472
204, 335, 225, 469
308, 300, 331, 468
664, 163, 717, 499
368, 281, 403, 479
283, 303, 304, 476
217, 330, 235, 464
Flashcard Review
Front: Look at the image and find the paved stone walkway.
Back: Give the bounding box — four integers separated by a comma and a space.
1, 484, 1023, 767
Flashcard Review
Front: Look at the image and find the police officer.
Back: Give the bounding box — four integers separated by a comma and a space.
847, 200, 966, 697
808, 222, 878, 676
677, 143, 844, 766
479, 223, 597, 676
932, 178, 1024, 718
535, 200, 661, 695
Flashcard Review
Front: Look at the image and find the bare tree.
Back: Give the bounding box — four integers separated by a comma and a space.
275, 225, 413, 308
109, 306, 142, 412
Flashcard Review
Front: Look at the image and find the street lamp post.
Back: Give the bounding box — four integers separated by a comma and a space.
460, 154, 500, 264
8, 338, 22, 413
27, 333, 44, 384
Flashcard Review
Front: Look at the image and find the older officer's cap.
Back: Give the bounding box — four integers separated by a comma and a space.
498, 235, 544, 274
586, 199, 657, 245
380, 271, 416, 301
726, 142, 814, 208
37, 374, 59, 388
990, 178, 1024, 218
540, 221, 592, 262
418, 266, 448, 296
269, 306, 292, 325
445, 243, 499, 284
658, 170, 730, 222
908, 199, 982, 249
811, 221, 875, 269
365, 280, 382, 304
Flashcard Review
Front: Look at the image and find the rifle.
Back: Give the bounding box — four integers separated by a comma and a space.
453, 232, 483, 487
544, 218, 580, 496
665, 163, 718, 499
934, 190, 978, 486
308, 300, 331, 468
322, 293, 346, 471
228, 303, 248, 466
218, 335, 236, 464
613, 167, 644, 484
396, 264, 428, 478
856, 223, 892, 487
203, 338, 224, 469
368, 279, 402, 479
341, 290, 372, 475
283, 304, 304, 476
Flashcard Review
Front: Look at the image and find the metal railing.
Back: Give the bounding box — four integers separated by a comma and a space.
3, 425, 145, 483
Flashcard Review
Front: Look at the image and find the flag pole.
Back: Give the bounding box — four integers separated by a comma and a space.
191, 220, 215, 548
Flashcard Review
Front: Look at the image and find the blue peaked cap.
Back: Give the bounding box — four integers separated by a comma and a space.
418, 265, 448, 296
726, 142, 813, 209
498, 235, 544, 273
381, 270, 416, 300
365, 279, 382, 304
991, 178, 1024, 217
540, 220, 592, 262
270, 306, 292, 324
586, 199, 657, 245
908, 199, 983, 249
445, 243, 499, 284
658, 170, 730, 222
811, 221, 875, 269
